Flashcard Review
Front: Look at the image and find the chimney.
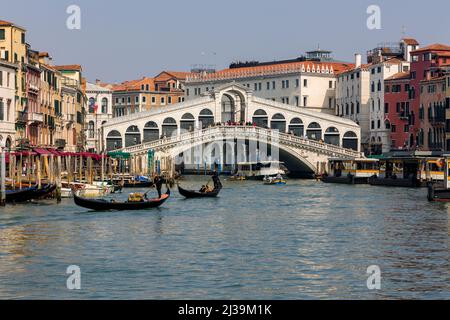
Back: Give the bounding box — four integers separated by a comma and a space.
355, 53, 362, 68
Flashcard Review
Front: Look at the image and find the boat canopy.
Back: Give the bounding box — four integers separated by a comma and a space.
108, 151, 131, 159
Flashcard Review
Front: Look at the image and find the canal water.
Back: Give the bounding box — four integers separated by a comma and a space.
0, 177, 448, 300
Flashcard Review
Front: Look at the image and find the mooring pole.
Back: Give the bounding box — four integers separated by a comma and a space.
56, 155, 62, 203
0, 141, 6, 206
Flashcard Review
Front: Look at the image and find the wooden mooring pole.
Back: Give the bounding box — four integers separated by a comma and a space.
0, 142, 6, 206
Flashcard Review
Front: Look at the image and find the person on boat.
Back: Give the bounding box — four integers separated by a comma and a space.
153, 175, 163, 198
211, 170, 221, 190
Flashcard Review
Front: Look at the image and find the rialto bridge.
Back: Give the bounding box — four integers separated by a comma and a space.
102, 83, 362, 176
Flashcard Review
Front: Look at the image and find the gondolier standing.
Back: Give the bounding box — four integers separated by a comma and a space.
211, 170, 222, 190
154, 175, 163, 198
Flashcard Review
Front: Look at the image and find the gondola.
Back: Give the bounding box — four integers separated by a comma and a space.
122, 181, 154, 188
33, 184, 57, 199
178, 184, 222, 198
5, 186, 38, 203
73, 188, 170, 211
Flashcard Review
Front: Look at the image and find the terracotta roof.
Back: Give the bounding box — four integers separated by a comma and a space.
0, 20, 26, 30
189, 61, 354, 81
154, 71, 190, 82
420, 75, 447, 83
38, 52, 49, 58
402, 38, 419, 46
112, 77, 155, 92
54, 65, 82, 72
385, 72, 410, 81
411, 44, 450, 54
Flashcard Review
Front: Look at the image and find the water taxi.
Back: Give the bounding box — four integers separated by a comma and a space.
368, 151, 447, 188
322, 158, 379, 184
233, 161, 287, 180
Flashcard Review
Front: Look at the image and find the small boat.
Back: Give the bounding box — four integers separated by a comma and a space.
228, 174, 246, 181
32, 184, 57, 199
73, 189, 171, 211
263, 175, 287, 185
427, 183, 450, 202
5, 186, 38, 203
178, 184, 221, 198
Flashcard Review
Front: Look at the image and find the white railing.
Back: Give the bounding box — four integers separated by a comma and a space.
119, 125, 362, 158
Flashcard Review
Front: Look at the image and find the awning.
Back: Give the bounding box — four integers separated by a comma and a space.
47, 148, 64, 156
108, 151, 131, 159
12, 151, 37, 157
33, 148, 53, 156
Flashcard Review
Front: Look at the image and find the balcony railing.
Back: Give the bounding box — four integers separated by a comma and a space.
28, 112, 44, 123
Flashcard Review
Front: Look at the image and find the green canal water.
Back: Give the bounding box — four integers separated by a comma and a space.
0, 177, 448, 299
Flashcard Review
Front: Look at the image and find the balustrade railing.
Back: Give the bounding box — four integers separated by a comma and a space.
119, 125, 362, 158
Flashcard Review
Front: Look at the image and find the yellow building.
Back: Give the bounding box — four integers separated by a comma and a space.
54, 65, 86, 151
0, 20, 28, 144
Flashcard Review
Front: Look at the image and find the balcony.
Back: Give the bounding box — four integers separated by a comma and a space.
16, 111, 27, 123
65, 114, 75, 124
28, 112, 44, 124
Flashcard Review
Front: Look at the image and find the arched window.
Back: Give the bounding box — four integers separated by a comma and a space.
288, 118, 304, 136
143, 121, 159, 142
162, 117, 178, 137
270, 113, 286, 132
252, 109, 268, 128
385, 120, 391, 130
88, 97, 96, 114
343, 131, 358, 151
88, 121, 95, 139
106, 130, 122, 151
125, 125, 141, 147
306, 122, 322, 141
199, 109, 214, 129
181, 113, 195, 132
101, 98, 108, 114
324, 127, 340, 146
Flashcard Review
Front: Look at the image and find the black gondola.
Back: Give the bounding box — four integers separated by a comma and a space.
122, 181, 154, 188
178, 184, 222, 198
5, 186, 38, 203
73, 189, 170, 211
33, 184, 57, 199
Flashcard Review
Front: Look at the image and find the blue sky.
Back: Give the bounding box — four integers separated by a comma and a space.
2, 0, 449, 83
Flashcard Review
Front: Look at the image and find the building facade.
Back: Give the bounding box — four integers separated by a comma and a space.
85, 81, 113, 152
419, 75, 446, 151
446, 73, 450, 151
385, 72, 412, 150
112, 72, 188, 118
185, 50, 354, 115
336, 54, 371, 153
0, 60, 17, 149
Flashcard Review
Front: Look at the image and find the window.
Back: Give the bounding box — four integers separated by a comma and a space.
0, 70, 2, 86
161, 97, 165, 104
295, 96, 300, 107
267, 82, 270, 90
329, 81, 333, 89
168, 96, 172, 104
329, 98, 333, 109
377, 67, 382, 73
0, 100, 4, 120
404, 125, 409, 132
385, 85, 390, 93
377, 120, 381, 129
286, 80, 289, 88
142, 96, 146, 103
391, 125, 396, 132
303, 79, 308, 87
135, 96, 139, 104
371, 121, 375, 130
384, 103, 389, 114
21, 33, 25, 44
0, 29, 5, 40
296, 79, 299, 88
151, 96, 156, 104
303, 96, 308, 107
272, 81, 276, 90
101, 98, 108, 114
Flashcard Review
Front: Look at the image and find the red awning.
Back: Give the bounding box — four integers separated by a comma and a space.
12, 151, 37, 157
33, 148, 52, 156
47, 148, 63, 156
